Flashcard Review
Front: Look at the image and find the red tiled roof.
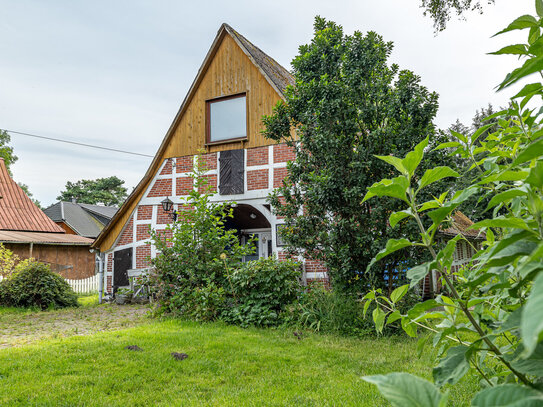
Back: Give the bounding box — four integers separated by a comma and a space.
0, 158, 64, 233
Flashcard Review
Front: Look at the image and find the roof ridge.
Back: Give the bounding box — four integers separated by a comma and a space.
223, 24, 294, 95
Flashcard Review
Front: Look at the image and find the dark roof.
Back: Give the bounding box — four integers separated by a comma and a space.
43, 202, 117, 239
0, 158, 64, 233
224, 24, 294, 95
0, 230, 92, 245
440, 211, 485, 240
78, 203, 118, 219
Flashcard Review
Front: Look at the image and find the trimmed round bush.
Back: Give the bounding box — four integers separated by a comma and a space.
0, 260, 78, 309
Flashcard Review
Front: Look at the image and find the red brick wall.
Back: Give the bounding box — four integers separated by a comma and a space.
176, 177, 193, 195
118, 217, 133, 245
136, 224, 151, 241
304, 258, 328, 274
107, 253, 113, 272
273, 167, 288, 188
137, 205, 153, 221
160, 160, 172, 175
247, 169, 269, 190
157, 205, 174, 225
176, 156, 193, 173
247, 146, 269, 166
274, 144, 296, 163
136, 244, 151, 268
201, 153, 217, 170
107, 275, 112, 293
148, 178, 172, 197
155, 228, 173, 247
198, 174, 217, 194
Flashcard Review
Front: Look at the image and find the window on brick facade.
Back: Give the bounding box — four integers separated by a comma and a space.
206, 93, 247, 144
219, 149, 244, 195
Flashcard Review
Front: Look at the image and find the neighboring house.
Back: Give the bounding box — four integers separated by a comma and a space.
0, 158, 95, 279
420, 211, 485, 298
92, 23, 328, 294
44, 201, 118, 238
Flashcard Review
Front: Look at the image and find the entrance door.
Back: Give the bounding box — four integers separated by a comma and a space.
113, 248, 132, 290
242, 231, 272, 262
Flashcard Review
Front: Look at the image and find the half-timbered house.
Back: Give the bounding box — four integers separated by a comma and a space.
92, 24, 328, 294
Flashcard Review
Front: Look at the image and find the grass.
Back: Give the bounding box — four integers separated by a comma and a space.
0, 299, 478, 406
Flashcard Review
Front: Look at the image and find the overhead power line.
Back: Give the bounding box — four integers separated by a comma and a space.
2, 129, 154, 158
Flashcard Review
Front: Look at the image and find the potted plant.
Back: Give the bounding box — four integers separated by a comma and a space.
115, 288, 132, 305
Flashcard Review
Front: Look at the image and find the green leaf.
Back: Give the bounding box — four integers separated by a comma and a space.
362, 176, 409, 204
363, 373, 446, 407
512, 139, 543, 166
472, 384, 543, 407
493, 15, 538, 37
427, 187, 479, 227
512, 83, 543, 99
526, 160, 543, 187
433, 345, 470, 387
470, 216, 532, 232
387, 310, 402, 324
417, 166, 460, 193
408, 299, 439, 320
401, 316, 418, 338
403, 136, 429, 177
363, 298, 372, 318
419, 200, 441, 211
486, 189, 527, 210
375, 155, 407, 176
489, 44, 528, 56
498, 55, 543, 90
450, 130, 467, 144
521, 272, 543, 356
366, 238, 415, 272
511, 343, 543, 376
406, 262, 430, 288
373, 306, 386, 334
389, 209, 413, 228
390, 284, 409, 304
480, 170, 529, 183
538, 0, 543, 17
433, 141, 462, 151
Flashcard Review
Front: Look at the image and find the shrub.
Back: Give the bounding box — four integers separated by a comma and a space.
0, 260, 78, 309
221, 257, 301, 327
148, 155, 254, 320
286, 286, 375, 336
0, 243, 19, 278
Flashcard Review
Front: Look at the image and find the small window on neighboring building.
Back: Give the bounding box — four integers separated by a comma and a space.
206, 93, 247, 144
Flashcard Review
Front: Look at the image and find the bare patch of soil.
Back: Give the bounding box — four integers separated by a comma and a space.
0, 303, 148, 348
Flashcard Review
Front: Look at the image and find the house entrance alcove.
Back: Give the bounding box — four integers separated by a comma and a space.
224, 204, 272, 261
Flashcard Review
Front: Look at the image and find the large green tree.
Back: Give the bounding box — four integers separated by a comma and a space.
263, 18, 444, 293
57, 176, 128, 207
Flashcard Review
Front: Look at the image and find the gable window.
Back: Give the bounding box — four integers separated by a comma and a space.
206, 93, 247, 144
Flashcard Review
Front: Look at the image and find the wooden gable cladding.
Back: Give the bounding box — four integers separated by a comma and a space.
162, 34, 282, 158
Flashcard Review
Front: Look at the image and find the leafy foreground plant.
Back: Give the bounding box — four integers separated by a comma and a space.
360, 4, 543, 405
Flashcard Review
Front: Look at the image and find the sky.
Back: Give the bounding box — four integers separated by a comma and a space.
0, 0, 535, 207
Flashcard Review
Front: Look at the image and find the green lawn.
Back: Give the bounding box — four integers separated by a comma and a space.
0, 300, 477, 406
